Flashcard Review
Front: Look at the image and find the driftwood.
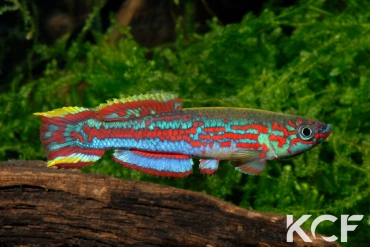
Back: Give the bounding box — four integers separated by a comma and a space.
0, 160, 339, 247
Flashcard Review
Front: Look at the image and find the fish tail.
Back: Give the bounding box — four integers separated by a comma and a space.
34, 107, 105, 168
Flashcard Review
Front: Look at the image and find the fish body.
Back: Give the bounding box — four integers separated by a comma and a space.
35, 93, 332, 177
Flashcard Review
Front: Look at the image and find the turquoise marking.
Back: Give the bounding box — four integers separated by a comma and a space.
237, 139, 258, 144
44, 124, 59, 138
181, 121, 192, 129
286, 124, 295, 131
257, 133, 270, 145
75, 123, 88, 142
174, 101, 181, 110
48, 141, 73, 151
135, 120, 146, 130
271, 129, 284, 136
87, 119, 102, 129
106, 113, 119, 118
229, 128, 259, 134
287, 134, 297, 141
290, 143, 313, 154
270, 140, 286, 156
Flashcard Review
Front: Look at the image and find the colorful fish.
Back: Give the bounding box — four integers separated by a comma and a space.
34, 93, 332, 177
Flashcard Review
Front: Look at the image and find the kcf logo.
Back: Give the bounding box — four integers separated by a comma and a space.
286, 214, 363, 242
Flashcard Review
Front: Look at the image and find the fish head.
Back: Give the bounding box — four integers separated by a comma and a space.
283, 118, 332, 158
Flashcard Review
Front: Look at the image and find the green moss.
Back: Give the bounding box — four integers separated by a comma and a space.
1, 1, 370, 245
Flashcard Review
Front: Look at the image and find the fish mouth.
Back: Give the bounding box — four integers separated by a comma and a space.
317, 123, 332, 140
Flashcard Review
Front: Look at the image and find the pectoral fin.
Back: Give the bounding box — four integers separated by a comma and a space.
229, 150, 266, 175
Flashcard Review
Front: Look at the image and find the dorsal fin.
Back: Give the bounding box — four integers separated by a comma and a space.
95, 92, 182, 121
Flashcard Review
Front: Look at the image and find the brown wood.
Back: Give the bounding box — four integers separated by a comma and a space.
0, 160, 339, 247
111, 0, 179, 48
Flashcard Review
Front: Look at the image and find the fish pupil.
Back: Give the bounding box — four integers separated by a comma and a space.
302, 127, 312, 137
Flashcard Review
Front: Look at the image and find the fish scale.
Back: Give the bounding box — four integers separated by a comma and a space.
34, 92, 332, 177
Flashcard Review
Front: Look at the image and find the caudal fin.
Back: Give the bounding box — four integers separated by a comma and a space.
34, 107, 105, 168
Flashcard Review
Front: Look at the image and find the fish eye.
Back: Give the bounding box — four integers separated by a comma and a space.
298, 125, 314, 140
302, 127, 312, 136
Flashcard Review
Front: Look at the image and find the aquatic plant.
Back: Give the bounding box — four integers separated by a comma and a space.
1, 1, 369, 245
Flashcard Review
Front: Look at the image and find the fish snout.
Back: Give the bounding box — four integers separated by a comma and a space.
317, 122, 332, 140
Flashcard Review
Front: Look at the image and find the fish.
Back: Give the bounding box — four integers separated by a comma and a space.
34, 92, 332, 177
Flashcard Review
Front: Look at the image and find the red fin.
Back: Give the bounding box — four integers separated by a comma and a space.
95, 93, 182, 121
34, 107, 104, 168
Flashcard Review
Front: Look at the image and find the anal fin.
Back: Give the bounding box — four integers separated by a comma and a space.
199, 159, 219, 175
113, 149, 192, 178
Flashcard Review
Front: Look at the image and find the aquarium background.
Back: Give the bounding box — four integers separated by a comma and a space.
1, 0, 369, 245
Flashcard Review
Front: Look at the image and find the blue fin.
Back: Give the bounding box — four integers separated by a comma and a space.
113, 149, 193, 178
199, 159, 219, 175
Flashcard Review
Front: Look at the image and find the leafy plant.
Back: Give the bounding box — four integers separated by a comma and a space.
1, 0, 369, 245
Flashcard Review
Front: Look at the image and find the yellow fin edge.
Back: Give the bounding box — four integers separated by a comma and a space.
34, 107, 90, 118
47, 154, 101, 167
95, 92, 177, 111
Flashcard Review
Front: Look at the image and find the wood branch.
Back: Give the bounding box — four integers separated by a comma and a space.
110, 0, 181, 48
0, 160, 339, 247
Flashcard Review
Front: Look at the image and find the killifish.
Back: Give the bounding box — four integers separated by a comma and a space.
34, 93, 332, 177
